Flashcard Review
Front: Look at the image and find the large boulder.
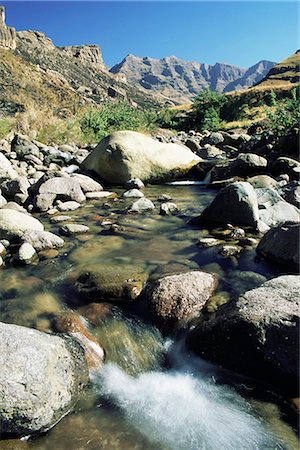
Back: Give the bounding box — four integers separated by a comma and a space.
257, 222, 299, 272
0, 322, 89, 436
81, 131, 200, 184
22, 230, 65, 251
187, 275, 300, 396
0, 153, 18, 182
11, 135, 40, 159
195, 182, 260, 228
259, 201, 300, 228
0, 209, 44, 240
143, 271, 217, 328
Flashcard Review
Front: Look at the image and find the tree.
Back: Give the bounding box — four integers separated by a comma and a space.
191, 90, 227, 131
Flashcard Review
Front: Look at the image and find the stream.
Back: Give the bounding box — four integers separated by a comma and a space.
0, 184, 298, 449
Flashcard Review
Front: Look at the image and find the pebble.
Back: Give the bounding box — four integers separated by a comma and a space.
60, 224, 90, 235
57, 201, 81, 212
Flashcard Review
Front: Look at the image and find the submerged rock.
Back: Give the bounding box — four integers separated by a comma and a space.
0, 321, 89, 436
81, 130, 200, 184
143, 271, 217, 328
128, 197, 155, 213
187, 275, 300, 396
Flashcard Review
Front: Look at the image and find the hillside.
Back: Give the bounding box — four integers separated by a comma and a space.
255, 50, 300, 89
110, 54, 275, 103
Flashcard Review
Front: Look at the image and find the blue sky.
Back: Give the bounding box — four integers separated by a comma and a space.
3, 1, 299, 68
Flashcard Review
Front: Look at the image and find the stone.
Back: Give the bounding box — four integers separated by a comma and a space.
0, 209, 44, 240
259, 201, 300, 228
279, 181, 300, 208
218, 245, 243, 257
77, 302, 115, 325
85, 191, 115, 199
31, 173, 85, 211
125, 178, 145, 189
122, 189, 144, 198
159, 202, 178, 215
128, 197, 155, 213
201, 132, 224, 146
270, 157, 300, 180
0, 321, 88, 435
81, 131, 200, 184
143, 271, 217, 328
11, 135, 40, 159
247, 175, 278, 189
157, 194, 172, 202
257, 222, 299, 272
22, 230, 65, 251
60, 224, 90, 235
1, 176, 30, 201
0, 153, 18, 182
196, 182, 259, 228
71, 173, 103, 193
228, 153, 267, 177
255, 187, 284, 209
187, 275, 300, 396
50, 215, 72, 223
57, 200, 81, 211
72, 264, 147, 303
0, 194, 7, 207
16, 242, 37, 264
198, 237, 224, 247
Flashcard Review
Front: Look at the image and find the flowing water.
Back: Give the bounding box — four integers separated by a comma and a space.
0, 185, 297, 449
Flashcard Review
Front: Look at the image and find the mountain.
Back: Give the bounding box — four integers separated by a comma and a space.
110, 54, 276, 103
255, 51, 300, 89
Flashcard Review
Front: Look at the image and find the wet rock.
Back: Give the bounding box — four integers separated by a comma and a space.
157, 193, 172, 202
247, 175, 278, 189
160, 202, 178, 215
72, 264, 147, 303
0, 321, 89, 435
0, 209, 44, 240
52, 312, 105, 371
22, 230, 65, 251
0, 152, 18, 182
16, 242, 37, 264
198, 237, 224, 247
143, 271, 217, 328
81, 130, 200, 184
230, 227, 245, 238
77, 302, 115, 325
194, 182, 259, 228
218, 245, 243, 257
187, 275, 300, 396
125, 178, 145, 189
123, 188, 144, 198
57, 200, 81, 211
50, 215, 72, 223
71, 173, 103, 193
128, 197, 155, 213
60, 224, 90, 235
225, 270, 267, 297
257, 222, 299, 272
85, 191, 116, 199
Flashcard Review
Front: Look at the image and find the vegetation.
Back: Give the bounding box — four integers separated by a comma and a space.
80, 101, 158, 142
0, 118, 13, 139
266, 86, 300, 135
191, 90, 227, 131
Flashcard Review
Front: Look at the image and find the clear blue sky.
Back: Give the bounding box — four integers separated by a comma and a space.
2, 1, 299, 68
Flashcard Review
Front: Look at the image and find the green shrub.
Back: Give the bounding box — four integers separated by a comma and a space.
81, 101, 158, 142
0, 118, 12, 139
191, 90, 227, 131
266, 87, 300, 135
264, 90, 277, 106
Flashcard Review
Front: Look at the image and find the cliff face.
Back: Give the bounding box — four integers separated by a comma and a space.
0, 6, 16, 50
59, 44, 106, 71
255, 51, 300, 88
110, 54, 275, 103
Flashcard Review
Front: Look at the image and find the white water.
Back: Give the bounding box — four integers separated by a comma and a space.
93, 362, 283, 450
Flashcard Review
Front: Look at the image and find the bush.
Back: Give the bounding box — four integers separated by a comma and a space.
191, 90, 227, 131
81, 101, 158, 142
266, 87, 300, 135
0, 118, 12, 139
264, 90, 277, 106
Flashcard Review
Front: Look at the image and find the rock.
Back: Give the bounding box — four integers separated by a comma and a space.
31, 173, 85, 211
230, 227, 245, 238
187, 275, 300, 396
85, 191, 115, 199
16, 242, 37, 264
196, 182, 259, 228
1, 176, 30, 201
157, 194, 172, 202
0, 209, 44, 240
60, 224, 90, 235
72, 264, 147, 303
128, 197, 155, 213
259, 201, 300, 228
247, 175, 278, 189
81, 131, 200, 184
52, 312, 105, 371
159, 202, 178, 215
77, 302, 115, 325
11, 135, 40, 159
270, 157, 300, 180
0, 193, 7, 207
50, 215, 72, 223
279, 181, 300, 208
201, 132, 224, 146
71, 173, 103, 193
218, 245, 243, 257
143, 271, 217, 328
257, 222, 299, 272
122, 189, 144, 198
255, 187, 284, 209
225, 270, 267, 297
0, 321, 89, 435
198, 237, 224, 247
125, 178, 145, 189
0, 152, 18, 182
22, 230, 65, 251
57, 200, 81, 211
229, 153, 267, 177
4, 201, 28, 214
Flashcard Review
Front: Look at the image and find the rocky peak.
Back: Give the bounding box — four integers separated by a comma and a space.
0, 5, 16, 50
17, 30, 55, 52
59, 44, 106, 70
